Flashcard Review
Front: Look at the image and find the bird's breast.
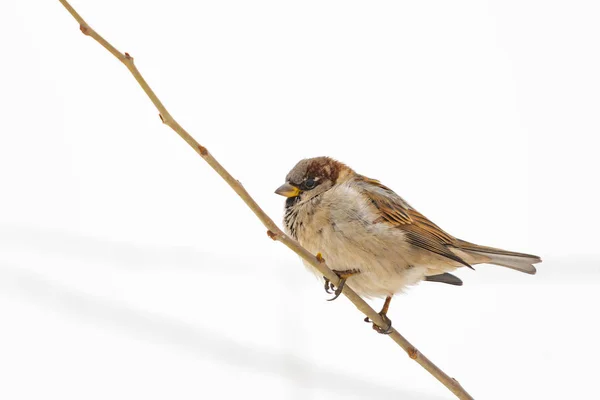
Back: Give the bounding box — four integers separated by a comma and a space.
284, 189, 428, 297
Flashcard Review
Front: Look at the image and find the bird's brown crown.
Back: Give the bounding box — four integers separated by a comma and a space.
285, 157, 352, 186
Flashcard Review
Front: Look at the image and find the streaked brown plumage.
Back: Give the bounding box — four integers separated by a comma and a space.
276, 157, 541, 333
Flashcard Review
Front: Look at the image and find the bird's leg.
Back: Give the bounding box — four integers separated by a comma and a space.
364, 296, 393, 334
323, 269, 360, 301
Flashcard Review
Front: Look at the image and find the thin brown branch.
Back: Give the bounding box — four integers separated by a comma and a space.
56, 1, 474, 399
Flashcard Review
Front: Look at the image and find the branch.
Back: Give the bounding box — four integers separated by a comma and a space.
56, 1, 474, 399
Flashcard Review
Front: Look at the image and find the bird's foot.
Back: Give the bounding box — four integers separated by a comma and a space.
364, 313, 393, 335
324, 278, 335, 294
323, 275, 347, 301
323, 269, 359, 301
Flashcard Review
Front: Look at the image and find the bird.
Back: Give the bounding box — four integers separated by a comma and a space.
275, 156, 541, 334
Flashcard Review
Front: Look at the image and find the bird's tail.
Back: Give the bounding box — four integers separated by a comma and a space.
456, 239, 541, 275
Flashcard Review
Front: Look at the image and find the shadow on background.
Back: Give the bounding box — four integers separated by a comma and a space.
0, 224, 279, 274
2, 225, 599, 283
0, 264, 447, 400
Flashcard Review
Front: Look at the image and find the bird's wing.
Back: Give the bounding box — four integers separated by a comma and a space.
357, 176, 472, 268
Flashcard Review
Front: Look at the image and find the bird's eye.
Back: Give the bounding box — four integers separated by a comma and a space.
303, 177, 316, 190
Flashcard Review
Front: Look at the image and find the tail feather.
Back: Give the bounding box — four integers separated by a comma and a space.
456, 239, 541, 275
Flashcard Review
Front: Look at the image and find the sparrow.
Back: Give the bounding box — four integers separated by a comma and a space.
275, 157, 541, 333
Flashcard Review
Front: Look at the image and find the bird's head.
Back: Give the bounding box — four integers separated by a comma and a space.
275, 156, 353, 205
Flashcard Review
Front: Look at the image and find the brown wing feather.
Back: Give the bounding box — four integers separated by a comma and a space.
357, 176, 472, 268
359, 177, 413, 225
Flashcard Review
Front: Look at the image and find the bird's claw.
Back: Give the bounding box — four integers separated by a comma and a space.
364, 313, 393, 335
323, 269, 359, 301
324, 277, 334, 294
324, 276, 347, 301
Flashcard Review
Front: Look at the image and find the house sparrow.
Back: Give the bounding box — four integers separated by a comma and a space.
275, 157, 541, 333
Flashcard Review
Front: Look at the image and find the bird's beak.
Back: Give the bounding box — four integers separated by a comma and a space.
275, 183, 301, 198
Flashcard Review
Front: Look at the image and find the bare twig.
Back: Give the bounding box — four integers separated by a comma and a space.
56, 1, 474, 399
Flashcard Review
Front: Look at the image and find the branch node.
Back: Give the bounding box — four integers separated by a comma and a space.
267, 230, 277, 240
316, 252, 325, 263
159, 113, 165, 123
197, 144, 208, 156
79, 24, 90, 35
124, 52, 133, 60
408, 347, 419, 360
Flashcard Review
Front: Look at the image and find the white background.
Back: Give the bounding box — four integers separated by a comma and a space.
1, 1, 599, 399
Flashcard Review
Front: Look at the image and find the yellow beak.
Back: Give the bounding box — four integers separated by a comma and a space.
275, 183, 301, 198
